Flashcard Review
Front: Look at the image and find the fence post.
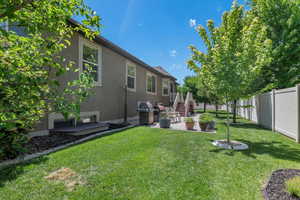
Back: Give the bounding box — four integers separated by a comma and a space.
272, 89, 276, 132
297, 84, 300, 143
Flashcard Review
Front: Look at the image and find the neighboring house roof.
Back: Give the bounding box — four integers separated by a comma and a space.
68, 19, 176, 81
153, 66, 174, 78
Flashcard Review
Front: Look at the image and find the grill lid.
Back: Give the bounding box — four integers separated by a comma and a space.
137, 101, 154, 112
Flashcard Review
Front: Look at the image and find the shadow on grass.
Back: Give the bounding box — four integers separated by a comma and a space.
209, 139, 300, 162
219, 121, 261, 129
229, 123, 269, 131
0, 156, 49, 187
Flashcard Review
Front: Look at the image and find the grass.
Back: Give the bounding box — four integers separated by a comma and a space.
286, 176, 300, 197
0, 112, 300, 200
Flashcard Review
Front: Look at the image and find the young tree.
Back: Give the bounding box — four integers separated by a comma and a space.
52, 67, 96, 128
188, 1, 271, 146
0, 0, 101, 159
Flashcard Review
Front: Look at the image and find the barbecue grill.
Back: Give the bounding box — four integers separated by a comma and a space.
137, 101, 154, 125
153, 103, 160, 122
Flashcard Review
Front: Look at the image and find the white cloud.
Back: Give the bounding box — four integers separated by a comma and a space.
189, 19, 196, 28
170, 50, 177, 57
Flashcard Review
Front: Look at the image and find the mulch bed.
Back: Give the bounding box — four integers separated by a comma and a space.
1, 123, 129, 162
263, 169, 300, 200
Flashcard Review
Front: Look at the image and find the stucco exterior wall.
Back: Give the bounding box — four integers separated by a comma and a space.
34, 33, 176, 131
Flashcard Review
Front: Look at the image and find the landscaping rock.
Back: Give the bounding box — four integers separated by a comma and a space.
264, 169, 300, 200
212, 140, 249, 150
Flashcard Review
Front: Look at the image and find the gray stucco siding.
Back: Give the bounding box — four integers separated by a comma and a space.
34, 32, 176, 131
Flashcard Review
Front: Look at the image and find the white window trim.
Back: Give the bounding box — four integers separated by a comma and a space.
79, 36, 102, 87
126, 61, 136, 92
146, 72, 157, 95
162, 78, 170, 96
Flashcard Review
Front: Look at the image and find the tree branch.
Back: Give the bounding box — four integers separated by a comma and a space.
0, 0, 38, 19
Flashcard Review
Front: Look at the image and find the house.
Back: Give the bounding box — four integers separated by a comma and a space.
31, 19, 177, 136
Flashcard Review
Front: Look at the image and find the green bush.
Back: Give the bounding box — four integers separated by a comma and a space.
184, 117, 195, 123
286, 176, 300, 197
199, 113, 214, 123
0, 128, 28, 160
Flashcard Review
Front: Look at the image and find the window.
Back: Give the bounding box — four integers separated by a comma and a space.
0, 21, 27, 36
126, 62, 136, 91
170, 82, 174, 93
79, 37, 102, 86
162, 79, 170, 96
9, 23, 27, 37
0, 21, 8, 31
146, 73, 156, 94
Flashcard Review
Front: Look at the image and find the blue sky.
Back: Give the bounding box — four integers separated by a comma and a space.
81, 0, 245, 84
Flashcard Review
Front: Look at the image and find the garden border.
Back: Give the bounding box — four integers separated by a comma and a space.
0, 125, 136, 170
263, 169, 300, 200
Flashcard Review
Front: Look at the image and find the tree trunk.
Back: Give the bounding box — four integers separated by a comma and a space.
215, 103, 218, 117
124, 85, 128, 123
204, 102, 207, 113
233, 100, 237, 123
226, 101, 230, 144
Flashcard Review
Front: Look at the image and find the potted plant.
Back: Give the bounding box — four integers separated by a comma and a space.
208, 120, 216, 130
159, 112, 171, 128
199, 113, 213, 131
184, 117, 195, 130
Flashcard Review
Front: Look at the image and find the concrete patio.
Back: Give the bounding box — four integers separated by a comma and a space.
150, 114, 216, 133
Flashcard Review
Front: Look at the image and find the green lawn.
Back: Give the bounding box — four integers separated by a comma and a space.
0, 113, 300, 200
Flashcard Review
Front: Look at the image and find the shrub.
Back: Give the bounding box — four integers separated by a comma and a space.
0, 0, 101, 160
199, 113, 214, 123
286, 176, 300, 197
184, 117, 195, 123
0, 128, 28, 160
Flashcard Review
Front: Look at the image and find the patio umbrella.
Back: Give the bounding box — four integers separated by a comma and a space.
173, 92, 180, 110
179, 92, 185, 103
184, 92, 191, 116
189, 93, 197, 108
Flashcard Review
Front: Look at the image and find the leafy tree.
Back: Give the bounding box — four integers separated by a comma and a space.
0, 0, 101, 159
176, 85, 188, 98
188, 1, 271, 145
182, 76, 202, 103
249, 0, 300, 90
183, 75, 220, 114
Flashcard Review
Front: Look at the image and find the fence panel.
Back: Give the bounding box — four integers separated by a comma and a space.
274, 87, 298, 139
235, 85, 299, 142
251, 96, 258, 123
196, 84, 299, 142
257, 92, 273, 129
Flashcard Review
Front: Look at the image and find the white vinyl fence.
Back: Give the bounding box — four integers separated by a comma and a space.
236, 85, 300, 143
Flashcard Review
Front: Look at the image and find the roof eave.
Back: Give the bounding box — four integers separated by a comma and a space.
67, 19, 176, 81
